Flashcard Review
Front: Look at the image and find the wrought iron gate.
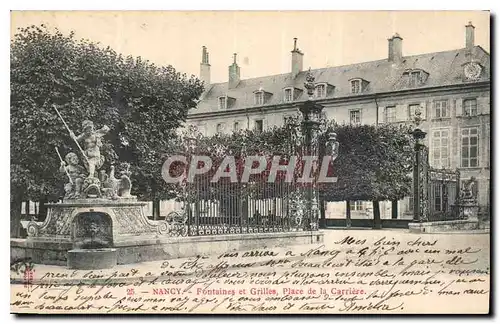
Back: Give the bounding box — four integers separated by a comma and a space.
428, 168, 461, 221
163, 179, 312, 237
163, 125, 322, 237
415, 146, 462, 222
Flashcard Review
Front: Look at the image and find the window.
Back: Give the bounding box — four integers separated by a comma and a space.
434, 100, 449, 118
463, 99, 478, 116
351, 80, 361, 94
385, 106, 396, 123
284, 88, 293, 102
408, 104, 420, 120
350, 201, 363, 211
216, 123, 225, 134
218, 96, 227, 110
409, 71, 421, 87
233, 122, 240, 132
432, 129, 450, 168
461, 128, 479, 168
255, 91, 264, 105
198, 124, 207, 136
254, 119, 263, 133
315, 84, 326, 98
349, 110, 361, 125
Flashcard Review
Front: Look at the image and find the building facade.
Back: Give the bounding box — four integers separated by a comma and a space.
185, 22, 491, 220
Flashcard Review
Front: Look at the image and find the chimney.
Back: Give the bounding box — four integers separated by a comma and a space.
291, 38, 304, 78
388, 33, 403, 63
228, 53, 240, 89
200, 46, 211, 86
466, 21, 475, 49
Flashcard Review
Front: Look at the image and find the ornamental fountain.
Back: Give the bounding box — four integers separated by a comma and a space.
21, 107, 171, 269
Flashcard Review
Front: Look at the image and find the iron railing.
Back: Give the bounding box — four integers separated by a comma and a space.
163, 178, 319, 237
426, 168, 462, 221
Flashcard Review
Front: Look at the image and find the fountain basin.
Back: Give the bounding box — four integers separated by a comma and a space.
67, 248, 118, 270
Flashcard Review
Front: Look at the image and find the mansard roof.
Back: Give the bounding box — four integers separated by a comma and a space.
192, 46, 490, 115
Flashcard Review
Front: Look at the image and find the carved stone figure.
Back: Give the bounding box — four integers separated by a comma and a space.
99, 169, 108, 183
304, 68, 316, 98
54, 114, 137, 201
102, 165, 120, 199
59, 153, 86, 199
327, 131, 340, 160
101, 164, 133, 199
70, 120, 110, 178
118, 163, 133, 198
461, 176, 477, 201
82, 176, 102, 198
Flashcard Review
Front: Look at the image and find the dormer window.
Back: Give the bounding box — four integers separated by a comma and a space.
218, 95, 236, 109
314, 82, 334, 98
255, 91, 264, 105
351, 80, 361, 94
349, 78, 368, 94
404, 69, 429, 87
218, 96, 227, 110
315, 84, 326, 98
284, 88, 293, 103
409, 71, 421, 87
253, 89, 272, 106
282, 87, 302, 103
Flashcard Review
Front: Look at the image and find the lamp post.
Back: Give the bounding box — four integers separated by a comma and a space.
297, 68, 324, 230
410, 108, 427, 222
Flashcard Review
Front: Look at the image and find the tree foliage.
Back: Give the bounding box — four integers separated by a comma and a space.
170, 123, 302, 202
10, 25, 204, 236
320, 122, 414, 202
169, 118, 414, 208
11, 25, 204, 204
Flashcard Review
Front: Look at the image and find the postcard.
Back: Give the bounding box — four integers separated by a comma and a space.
10, 10, 491, 314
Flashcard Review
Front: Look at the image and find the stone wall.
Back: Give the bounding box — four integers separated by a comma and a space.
11, 231, 324, 266
408, 220, 479, 233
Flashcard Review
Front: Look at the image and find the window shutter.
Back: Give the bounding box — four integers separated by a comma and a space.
396, 104, 408, 122
378, 106, 385, 124
456, 99, 463, 116
478, 96, 490, 115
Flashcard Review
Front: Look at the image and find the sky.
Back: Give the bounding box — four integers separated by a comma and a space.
10, 11, 490, 84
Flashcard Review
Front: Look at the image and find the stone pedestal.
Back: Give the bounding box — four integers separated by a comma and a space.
14, 197, 326, 267
24, 198, 169, 265
67, 248, 118, 270
462, 198, 479, 222
408, 197, 480, 233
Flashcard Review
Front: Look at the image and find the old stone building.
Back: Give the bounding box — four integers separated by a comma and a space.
185, 22, 490, 221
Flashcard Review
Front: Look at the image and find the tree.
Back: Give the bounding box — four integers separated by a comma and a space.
319, 123, 414, 228
10, 25, 203, 236
167, 117, 413, 229
166, 122, 307, 224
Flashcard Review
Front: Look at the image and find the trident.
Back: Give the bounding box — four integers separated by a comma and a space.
52, 104, 90, 166
55, 147, 73, 185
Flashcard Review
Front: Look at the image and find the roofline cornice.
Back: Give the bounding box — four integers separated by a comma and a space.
187, 80, 490, 120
